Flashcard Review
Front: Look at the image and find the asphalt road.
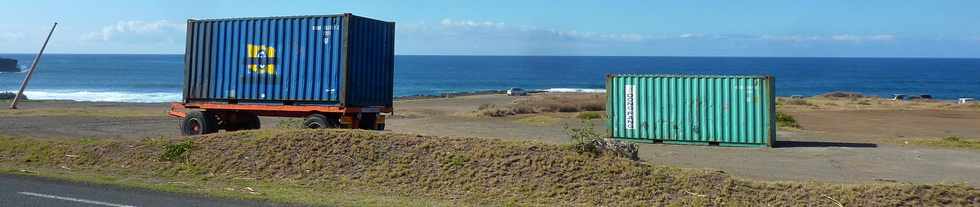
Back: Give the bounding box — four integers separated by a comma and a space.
0, 174, 292, 207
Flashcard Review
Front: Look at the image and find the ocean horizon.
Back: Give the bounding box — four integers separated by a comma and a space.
1, 54, 979, 103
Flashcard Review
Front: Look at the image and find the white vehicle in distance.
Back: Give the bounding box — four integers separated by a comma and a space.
507, 87, 528, 96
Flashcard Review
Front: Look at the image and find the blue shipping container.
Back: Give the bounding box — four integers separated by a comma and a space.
183, 14, 394, 107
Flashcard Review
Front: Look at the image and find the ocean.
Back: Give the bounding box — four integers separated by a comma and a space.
0, 54, 978, 102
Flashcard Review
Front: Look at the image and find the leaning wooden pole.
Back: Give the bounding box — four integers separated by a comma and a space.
9, 22, 57, 109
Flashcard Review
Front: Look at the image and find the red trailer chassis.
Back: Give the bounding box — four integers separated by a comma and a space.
168, 102, 389, 135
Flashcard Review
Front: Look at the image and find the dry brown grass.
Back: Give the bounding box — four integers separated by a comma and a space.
476, 93, 605, 117
0, 130, 976, 206
902, 136, 980, 151
778, 96, 980, 112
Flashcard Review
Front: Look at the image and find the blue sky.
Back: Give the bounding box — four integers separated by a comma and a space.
1, 0, 979, 57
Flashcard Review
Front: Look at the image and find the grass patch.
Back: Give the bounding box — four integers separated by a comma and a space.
276, 118, 304, 129
905, 136, 980, 150
0, 107, 161, 117
0, 130, 976, 206
576, 111, 602, 120
513, 115, 559, 126
161, 140, 193, 161
776, 111, 802, 129
778, 98, 816, 107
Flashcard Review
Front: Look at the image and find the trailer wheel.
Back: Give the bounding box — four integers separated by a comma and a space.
303, 114, 339, 129
181, 111, 218, 135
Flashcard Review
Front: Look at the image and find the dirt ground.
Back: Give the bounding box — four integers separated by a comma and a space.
1, 94, 979, 186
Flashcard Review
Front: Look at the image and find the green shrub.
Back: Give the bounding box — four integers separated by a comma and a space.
161, 140, 193, 161
442, 154, 470, 168
776, 111, 801, 129
563, 121, 604, 154
576, 111, 602, 120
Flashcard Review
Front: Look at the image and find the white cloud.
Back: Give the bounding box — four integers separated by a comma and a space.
762, 34, 896, 43
831, 34, 895, 42
759, 35, 822, 42
420, 18, 901, 46
400, 18, 917, 55
82, 20, 185, 42
0, 32, 25, 42
425, 18, 659, 43
439, 18, 506, 29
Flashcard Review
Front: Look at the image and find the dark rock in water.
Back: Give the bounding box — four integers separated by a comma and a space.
0, 92, 27, 100
0, 58, 19, 72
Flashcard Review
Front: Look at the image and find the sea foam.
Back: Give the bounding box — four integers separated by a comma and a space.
544, 88, 606, 93
23, 90, 181, 103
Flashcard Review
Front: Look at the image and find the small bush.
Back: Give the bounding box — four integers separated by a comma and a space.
161, 140, 193, 161
442, 154, 470, 168
783, 99, 815, 106
477, 103, 496, 110
562, 121, 638, 160
480, 108, 516, 117
509, 104, 537, 114
577, 112, 602, 120
556, 105, 579, 112
943, 136, 962, 142
578, 100, 605, 111
776, 111, 801, 129
564, 121, 603, 154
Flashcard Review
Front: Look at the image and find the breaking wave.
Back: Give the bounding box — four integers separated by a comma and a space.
543, 88, 606, 93
22, 90, 181, 103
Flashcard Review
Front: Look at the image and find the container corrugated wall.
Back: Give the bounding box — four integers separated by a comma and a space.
184, 14, 394, 108
343, 15, 395, 107
607, 74, 776, 147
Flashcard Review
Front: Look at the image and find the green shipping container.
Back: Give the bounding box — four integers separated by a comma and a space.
607, 74, 776, 147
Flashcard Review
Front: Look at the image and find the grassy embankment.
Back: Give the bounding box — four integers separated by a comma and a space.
902, 136, 980, 151
0, 100, 162, 117
0, 129, 977, 206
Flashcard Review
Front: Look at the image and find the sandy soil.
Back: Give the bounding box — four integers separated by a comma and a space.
2, 95, 979, 186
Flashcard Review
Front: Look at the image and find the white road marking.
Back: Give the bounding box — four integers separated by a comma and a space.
17, 191, 137, 207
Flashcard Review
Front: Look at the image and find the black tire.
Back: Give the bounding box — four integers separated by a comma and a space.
359, 113, 378, 130
303, 114, 326, 129
181, 111, 218, 136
